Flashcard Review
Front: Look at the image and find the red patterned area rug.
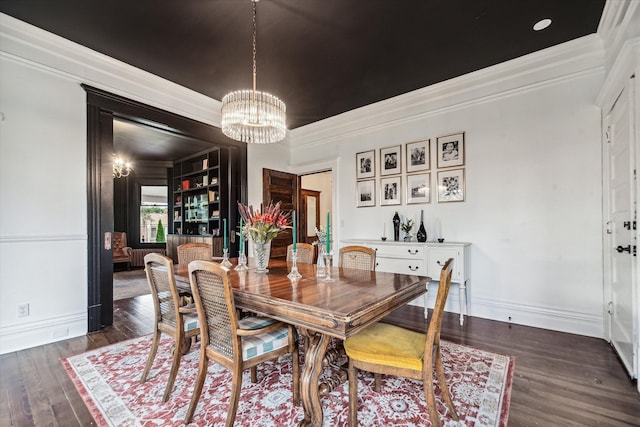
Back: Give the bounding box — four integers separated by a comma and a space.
61, 335, 514, 426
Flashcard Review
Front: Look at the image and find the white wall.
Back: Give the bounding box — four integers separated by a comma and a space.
290, 39, 606, 337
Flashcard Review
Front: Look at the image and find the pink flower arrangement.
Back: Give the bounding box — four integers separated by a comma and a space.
237, 201, 291, 243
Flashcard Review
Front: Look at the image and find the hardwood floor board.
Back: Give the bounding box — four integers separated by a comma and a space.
47, 341, 94, 426
18, 347, 59, 426
0, 353, 34, 427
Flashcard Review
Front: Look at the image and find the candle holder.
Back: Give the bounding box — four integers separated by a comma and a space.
235, 251, 248, 271
220, 248, 232, 268
316, 245, 326, 277
323, 250, 335, 282
287, 250, 302, 279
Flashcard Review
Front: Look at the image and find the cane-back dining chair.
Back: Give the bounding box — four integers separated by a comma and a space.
286, 242, 315, 264
177, 242, 212, 265
140, 253, 200, 402
344, 258, 458, 427
184, 260, 300, 425
338, 245, 376, 271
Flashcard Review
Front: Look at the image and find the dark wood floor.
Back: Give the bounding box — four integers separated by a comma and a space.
1, 296, 639, 426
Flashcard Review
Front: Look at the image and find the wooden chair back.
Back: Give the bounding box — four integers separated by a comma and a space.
426, 258, 454, 355
177, 242, 212, 265
188, 260, 238, 363
339, 245, 376, 271
144, 253, 182, 329
286, 243, 315, 264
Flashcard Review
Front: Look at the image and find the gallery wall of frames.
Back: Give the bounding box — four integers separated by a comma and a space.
355, 132, 465, 207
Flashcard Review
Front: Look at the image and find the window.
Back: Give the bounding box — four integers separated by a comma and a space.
140, 186, 168, 243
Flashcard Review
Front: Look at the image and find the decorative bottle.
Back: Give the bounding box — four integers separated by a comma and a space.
393, 211, 401, 241
417, 210, 427, 242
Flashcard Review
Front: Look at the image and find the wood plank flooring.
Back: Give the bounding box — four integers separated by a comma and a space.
1, 296, 638, 426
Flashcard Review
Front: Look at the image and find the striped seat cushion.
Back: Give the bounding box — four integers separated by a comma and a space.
183, 313, 199, 331
238, 316, 281, 330
241, 324, 290, 360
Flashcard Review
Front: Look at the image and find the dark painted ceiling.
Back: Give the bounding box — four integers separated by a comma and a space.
0, 0, 605, 160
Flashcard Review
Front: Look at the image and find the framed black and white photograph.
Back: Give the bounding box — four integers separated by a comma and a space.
406, 139, 430, 173
380, 176, 402, 206
436, 132, 465, 168
356, 150, 375, 180
356, 179, 376, 207
406, 173, 430, 204
380, 145, 402, 176
437, 168, 465, 203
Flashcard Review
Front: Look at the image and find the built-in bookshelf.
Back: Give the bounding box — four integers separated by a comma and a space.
171, 148, 228, 236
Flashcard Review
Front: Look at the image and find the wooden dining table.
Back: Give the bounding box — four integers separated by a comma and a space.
173, 257, 430, 427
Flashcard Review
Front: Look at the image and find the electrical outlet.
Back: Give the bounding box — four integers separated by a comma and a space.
18, 303, 30, 318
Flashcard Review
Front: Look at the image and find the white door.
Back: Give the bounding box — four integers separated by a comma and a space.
604, 82, 637, 379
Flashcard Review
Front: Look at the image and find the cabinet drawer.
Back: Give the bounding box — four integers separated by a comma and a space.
376, 257, 427, 276
371, 244, 425, 259
427, 248, 463, 282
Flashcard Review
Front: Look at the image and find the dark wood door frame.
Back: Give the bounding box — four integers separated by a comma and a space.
84, 85, 247, 332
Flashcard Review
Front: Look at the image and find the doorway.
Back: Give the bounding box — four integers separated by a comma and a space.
301, 171, 332, 245
85, 85, 247, 332
262, 168, 333, 259
602, 77, 638, 381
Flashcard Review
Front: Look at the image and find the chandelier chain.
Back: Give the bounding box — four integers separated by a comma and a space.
252, 0, 257, 93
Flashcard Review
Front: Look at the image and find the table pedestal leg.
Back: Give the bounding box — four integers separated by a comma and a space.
298, 328, 330, 427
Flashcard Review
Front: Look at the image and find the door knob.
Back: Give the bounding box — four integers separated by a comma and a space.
616, 245, 631, 253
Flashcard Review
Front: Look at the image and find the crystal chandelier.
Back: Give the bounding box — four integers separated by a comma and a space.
113, 156, 132, 178
221, 0, 286, 144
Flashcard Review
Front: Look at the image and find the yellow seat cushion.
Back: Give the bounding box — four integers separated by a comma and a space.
344, 322, 426, 371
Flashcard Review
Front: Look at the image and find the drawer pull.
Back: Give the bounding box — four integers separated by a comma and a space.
436, 260, 445, 266
407, 249, 419, 255
408, 265, 419, 271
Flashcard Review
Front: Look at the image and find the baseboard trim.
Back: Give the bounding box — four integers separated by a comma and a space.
0, 312, 87, 354
410, 292, 603, 338
469, 297, 603, 338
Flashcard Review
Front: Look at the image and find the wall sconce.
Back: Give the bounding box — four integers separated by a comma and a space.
113, 156, 132, 178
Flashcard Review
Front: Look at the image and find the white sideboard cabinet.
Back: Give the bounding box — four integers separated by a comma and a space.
341, 239, 471, 325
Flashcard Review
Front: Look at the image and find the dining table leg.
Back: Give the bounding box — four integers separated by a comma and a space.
298, 328, 331, 427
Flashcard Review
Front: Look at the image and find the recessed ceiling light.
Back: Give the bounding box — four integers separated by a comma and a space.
533, 18, 552, 31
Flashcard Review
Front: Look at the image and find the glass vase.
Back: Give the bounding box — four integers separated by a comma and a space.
253, 240, 271, 273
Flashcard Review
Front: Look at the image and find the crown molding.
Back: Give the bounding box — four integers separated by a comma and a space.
291, 34, 604, 149
0, 13, 221, 127
596, 37, 640, 112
